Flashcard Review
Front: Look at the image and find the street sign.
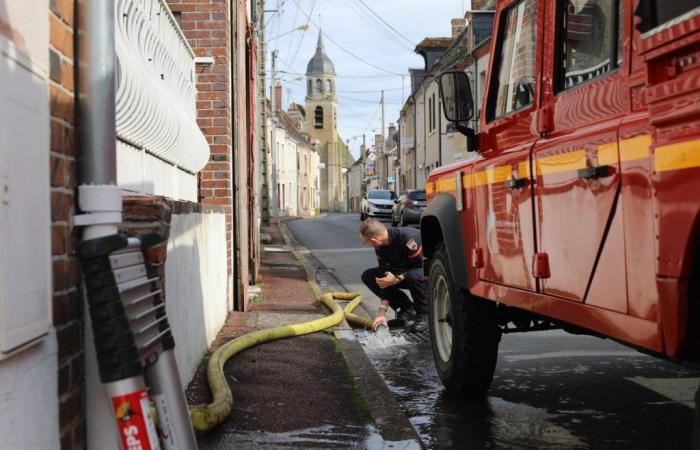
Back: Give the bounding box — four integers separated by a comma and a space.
387, 176, 395, 183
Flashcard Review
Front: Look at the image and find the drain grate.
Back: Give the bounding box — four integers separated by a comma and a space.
402, 329, 430, 344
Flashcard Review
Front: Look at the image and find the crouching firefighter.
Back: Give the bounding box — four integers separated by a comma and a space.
359, 219, 428, 333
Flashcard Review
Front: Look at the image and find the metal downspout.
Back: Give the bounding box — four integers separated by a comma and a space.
231, 0, 240, 310
76, 0, 122, 238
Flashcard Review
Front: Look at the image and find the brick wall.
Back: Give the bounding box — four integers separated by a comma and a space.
167, 0, 235, 307
49, 1, 84, 448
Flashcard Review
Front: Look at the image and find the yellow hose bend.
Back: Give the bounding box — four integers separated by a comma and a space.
189, 292, 370, 432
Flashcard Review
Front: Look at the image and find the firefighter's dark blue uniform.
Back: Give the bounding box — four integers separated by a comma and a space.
361, 226, 428, 315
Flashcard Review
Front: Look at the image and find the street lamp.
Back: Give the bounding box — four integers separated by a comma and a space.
267, 24, 309, 41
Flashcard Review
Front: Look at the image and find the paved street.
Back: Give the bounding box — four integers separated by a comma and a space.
288, 213, 700, 449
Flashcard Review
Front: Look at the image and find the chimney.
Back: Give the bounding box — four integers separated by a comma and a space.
451, 18, 467, 38
388, 123, 397, 137
274, 81, 283, 112
471, 0, 495, 10
374, 133, 383, 148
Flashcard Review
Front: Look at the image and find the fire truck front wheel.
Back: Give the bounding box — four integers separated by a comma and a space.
428, 244, 500, 397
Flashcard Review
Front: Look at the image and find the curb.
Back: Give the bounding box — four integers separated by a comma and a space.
277, 219, 424, 448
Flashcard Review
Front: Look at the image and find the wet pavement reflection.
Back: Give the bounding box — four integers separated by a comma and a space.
358, 329, 699, 449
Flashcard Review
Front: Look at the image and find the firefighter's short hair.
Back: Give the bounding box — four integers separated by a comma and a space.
359, 219, 386, 238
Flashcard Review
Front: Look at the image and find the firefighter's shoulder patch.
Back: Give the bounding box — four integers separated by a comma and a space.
406, 239, 418, 251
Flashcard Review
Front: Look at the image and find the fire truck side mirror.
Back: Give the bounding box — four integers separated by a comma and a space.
438, 71, 473, 123
438, 70, 478, 152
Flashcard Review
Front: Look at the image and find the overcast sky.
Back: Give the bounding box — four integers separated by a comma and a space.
266, 0, 472, 158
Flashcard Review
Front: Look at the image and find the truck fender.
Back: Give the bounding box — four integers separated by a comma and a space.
420, 193, 468, 291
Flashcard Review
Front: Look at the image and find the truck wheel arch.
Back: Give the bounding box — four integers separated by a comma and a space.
421, 193, 469, 292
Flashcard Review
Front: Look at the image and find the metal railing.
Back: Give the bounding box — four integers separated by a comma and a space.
115, 0, 209, 173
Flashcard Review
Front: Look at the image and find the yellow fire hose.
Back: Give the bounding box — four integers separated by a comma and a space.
188, 292, 372, 432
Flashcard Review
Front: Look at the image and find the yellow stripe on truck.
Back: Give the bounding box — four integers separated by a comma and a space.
428, 134, 700, 194
655, 137, 700, 173
620, 134, 651, 163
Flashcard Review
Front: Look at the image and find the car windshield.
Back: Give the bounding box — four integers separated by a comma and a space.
408, 191, 427, 201
368, 190, 395, 200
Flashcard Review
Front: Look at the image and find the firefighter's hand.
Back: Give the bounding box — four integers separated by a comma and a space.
376, 272, 400, 289
372, 315, 388, 332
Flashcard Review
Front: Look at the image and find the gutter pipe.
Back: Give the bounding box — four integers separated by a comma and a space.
76, 0, 121, 239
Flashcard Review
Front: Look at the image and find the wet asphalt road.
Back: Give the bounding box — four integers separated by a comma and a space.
287, 213, 700, 449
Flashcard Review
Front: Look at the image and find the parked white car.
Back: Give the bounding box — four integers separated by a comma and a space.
360, 189, 397, 221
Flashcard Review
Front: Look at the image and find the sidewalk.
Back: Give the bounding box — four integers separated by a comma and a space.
186, 219, 421, 449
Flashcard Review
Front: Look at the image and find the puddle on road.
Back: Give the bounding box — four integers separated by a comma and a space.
361, 338, 589, 449
201, 423, 422, 450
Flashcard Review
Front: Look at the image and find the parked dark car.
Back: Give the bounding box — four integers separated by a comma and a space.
360, 189, 397, 220
391, 189, 427, 226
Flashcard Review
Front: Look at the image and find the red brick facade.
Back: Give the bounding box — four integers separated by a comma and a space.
167, 0, 237, 307
49, 1, 84, 448
167, 0, 258, 311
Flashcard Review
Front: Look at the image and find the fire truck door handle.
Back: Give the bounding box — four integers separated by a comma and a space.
577, 165, 612, 180
504, 178, 527, 189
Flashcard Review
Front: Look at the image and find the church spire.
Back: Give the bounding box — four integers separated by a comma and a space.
306, 29, 335, 75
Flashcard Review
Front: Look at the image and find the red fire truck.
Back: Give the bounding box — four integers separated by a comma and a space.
422, 0, 700, 412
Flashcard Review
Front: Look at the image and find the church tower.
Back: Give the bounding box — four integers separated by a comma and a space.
305, 31, 343, 212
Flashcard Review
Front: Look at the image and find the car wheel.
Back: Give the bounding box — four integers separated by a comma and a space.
428, 242, 500, 397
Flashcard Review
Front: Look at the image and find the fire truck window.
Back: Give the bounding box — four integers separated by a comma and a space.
635, 0, 699, 33
560, 0, 617, 90
490, 0, 538, 120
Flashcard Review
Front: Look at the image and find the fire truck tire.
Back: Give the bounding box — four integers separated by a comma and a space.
428, 244, 499, 397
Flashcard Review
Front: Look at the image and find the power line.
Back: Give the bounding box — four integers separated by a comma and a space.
336, 87, 405, 93
284, 2, 300, 58
338, 94, 402, 105
354, 0, 416, 48
339, 0, 414, 52
290, 0, 404, 76
277, 69, 405, 79
288, 0, 317, 67
361, 101, 382, 135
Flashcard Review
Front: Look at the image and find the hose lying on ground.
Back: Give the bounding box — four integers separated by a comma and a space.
188, 291, 372, 432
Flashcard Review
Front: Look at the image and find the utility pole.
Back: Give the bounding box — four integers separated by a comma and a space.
381, 89, 385, 189
260, 1, 270, 226
271, 50, 278, 111
381, 90, 385, 145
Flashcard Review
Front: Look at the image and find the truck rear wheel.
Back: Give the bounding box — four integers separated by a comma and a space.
428, 244, 500, 396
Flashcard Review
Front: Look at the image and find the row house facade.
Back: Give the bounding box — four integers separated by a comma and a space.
0, 0, 267, 448
397, 10, 495, 191
267, 86, 321, 218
